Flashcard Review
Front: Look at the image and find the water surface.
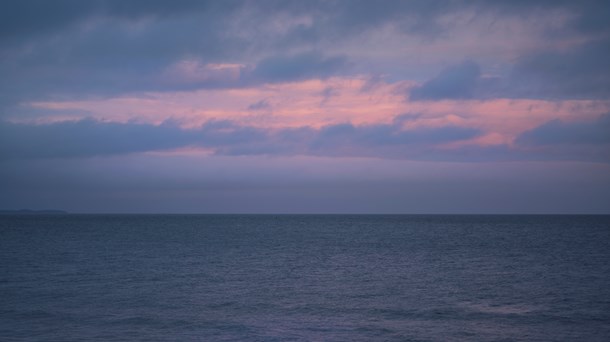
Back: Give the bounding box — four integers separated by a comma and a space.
1, 215, 609, 341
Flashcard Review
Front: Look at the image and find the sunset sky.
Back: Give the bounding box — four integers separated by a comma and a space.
1, 0, 609, 213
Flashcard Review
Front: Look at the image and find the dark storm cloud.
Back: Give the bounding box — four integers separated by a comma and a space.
516, 114, 610, 146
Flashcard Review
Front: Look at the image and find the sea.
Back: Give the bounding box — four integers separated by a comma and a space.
1, 214, 609, 341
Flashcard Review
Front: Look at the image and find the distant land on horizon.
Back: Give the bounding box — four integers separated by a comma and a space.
0, 209, 69, 215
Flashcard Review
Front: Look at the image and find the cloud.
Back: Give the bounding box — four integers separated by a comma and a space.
250, 52, 348, 83
8, 1, 606, 46
314, 121, 480, 147
0, 0, 234, 44
0, 1, 494, 107
0, 119, 191, 159
247, 99, 271, 111
0, 1, 97, 44
409, 61, 482, 100
0, 118, 272, 160
508, 114, 610, 163
1, 0, 609, 112
516, 114, 610, 145
0, 10, 240, 107
0, 118, 481, 161
410, 36, 610, 101
2, 1, 610, 214
510, 38, 610, 100
5, 112, 609, 163
487, 0, 610, 36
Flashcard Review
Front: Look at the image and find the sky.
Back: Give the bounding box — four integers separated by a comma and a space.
1, 0, 609, 213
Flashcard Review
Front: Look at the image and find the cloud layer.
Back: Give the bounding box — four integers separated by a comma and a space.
2, 1, 610, 106
1, 0, 610, 212
0, 118, 481, 160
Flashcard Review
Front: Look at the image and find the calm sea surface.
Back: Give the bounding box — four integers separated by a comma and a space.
1, 215, 609, 341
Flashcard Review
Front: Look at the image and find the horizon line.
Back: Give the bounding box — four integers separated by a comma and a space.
2, 210, 609, 216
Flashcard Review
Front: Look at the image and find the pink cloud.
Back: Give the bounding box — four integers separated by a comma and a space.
25, 77, 610, 149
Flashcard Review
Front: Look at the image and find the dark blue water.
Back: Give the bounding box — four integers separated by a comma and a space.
1, 215, 609, 341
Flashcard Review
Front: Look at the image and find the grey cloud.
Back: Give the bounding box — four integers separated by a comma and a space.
360, 75, 386, 92
411, 37, 610, 101
247, 99, 271, 111
0, 0, 236, 44
2, 0, 610, 110
8, 1, 606, 45
516, 114, 610, 146
211, 120, 481, 159
269, 1, 610, 45
572, 1, 610, 34
6, 116, 606, 163
1, 31, 346, 108
240, 0, 460, 37
0, 119, 191, 159
315, 122, 480, 147
485, 0, 610, 35
507, 114, 610, 163
0, 11, 241, 107
0, 0, 471, 108
250, 52, 348, 82
409, 61, 481, 100
198, 120, 267, 146
0, 1, 96, 44
404, 1, 610, 101
313, 0, 459, 38
320, 87, 339, 104
0, 118, 480, 161
0, 119, 267, 160
305, 122, 481, 160
509, 38, 610, 100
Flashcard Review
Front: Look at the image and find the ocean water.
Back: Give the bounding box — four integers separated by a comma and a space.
1, 215, 609, 341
